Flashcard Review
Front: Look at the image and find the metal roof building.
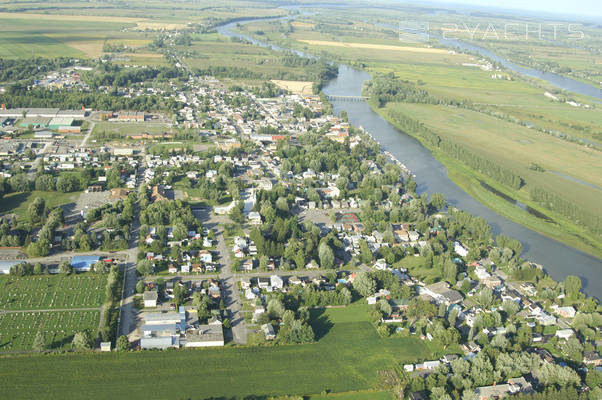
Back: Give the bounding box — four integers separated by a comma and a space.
71, 255, 100, 272
0, 260, 26, 274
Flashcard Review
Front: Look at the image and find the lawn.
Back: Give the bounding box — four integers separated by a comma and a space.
0, 274, 106, 310
0, 310, 100, 351
0, 303, 440, 399
0, 190, 80, 218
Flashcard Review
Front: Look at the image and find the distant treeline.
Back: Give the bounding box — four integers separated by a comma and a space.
0, 58, 79, 83
194, 53, 337, 87
0, 85, 181, 113
82, 63, 188, 88
366, 73, 466, 107
530, 186, 602, 235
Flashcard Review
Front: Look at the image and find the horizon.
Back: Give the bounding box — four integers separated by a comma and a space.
418, 0, 602, 18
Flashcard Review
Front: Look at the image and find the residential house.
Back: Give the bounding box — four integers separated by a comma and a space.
143, 290, 158, 308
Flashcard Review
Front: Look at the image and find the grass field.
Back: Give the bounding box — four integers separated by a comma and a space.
0, 190, 80, 218
0, 310, 100, 351
0, 303, 442, 399
373, 105, 602, 259
0, 274, 106, 310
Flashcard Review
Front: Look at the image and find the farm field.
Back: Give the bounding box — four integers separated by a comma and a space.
0, 303, 442, 399
0, 310, 100, 351
0, 274, 106, 310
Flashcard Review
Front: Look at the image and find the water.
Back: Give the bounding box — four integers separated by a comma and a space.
217, 16, 602, 299
394, 25, 602, 100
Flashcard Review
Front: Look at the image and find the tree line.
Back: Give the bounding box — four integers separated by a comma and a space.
0, 86, 181, 113
530, 186, 602, 235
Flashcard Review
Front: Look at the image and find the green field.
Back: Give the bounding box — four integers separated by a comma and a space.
0, 310, 100, 351
373, 105, 602, 259
0, 303, 442, 399
0, 274, 106, 310
0, 190, 80, 218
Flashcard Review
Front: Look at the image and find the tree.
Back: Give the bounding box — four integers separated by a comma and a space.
33, 262, 45, 275
223, 318, 231, 329
35, 175, 55, 191
27, 197, 45, 224
72, 330, 92, 350
564, 275, 581, 297
94, 261, 109, 274
377, 299, 392, 317
173, 284, 187, 307
58, 261, 72, 275
32, 330, 46, 351
137, 259, 154, 275
443, 259, 457, 284
267, 299, 285, 319
377, 324, 391, 337
110, 335, 127, 352
136, 280, 145, 294
318, 242, 334, 269
430, 193, 446, 211
354, 271, 376, 297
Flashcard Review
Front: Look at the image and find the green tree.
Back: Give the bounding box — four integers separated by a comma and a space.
318, 242, 334, 269
116, 335, 129, 351
429, 193, 446, 211
58, 261, 72, 275
564, 275, 581, 297
354, 271, 376, 297
27, 197, 46, 224
135, 280, 145, 294
136, 259, 154, 275
72, 330, 92, 350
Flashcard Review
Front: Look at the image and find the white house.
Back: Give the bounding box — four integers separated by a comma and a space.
270, 275, 284, 290
555, 329, 575, 340
454, 241, 469, 257
143, 290, 158, 308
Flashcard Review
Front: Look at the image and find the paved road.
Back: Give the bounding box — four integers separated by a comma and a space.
212, 216, 247, 344
117, 204, 141, 341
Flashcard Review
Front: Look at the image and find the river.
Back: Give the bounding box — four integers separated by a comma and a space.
217, 15, 602, 299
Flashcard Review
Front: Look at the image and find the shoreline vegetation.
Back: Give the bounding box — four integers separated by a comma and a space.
366, 101, 602, 260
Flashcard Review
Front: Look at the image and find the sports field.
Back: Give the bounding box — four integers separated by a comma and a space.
0, 303, 443, 399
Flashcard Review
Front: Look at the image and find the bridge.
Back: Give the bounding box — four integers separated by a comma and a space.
326, 95, 369, 102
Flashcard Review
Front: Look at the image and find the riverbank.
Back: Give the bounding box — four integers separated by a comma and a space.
367, 100, 602, 260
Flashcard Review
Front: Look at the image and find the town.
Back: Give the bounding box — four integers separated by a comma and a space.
1, 60, 600, 400
0, 11, 601, 398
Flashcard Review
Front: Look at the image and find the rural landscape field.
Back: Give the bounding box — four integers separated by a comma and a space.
0, 0, 600, 399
